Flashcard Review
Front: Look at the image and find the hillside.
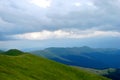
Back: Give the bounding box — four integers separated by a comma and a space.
0, 50, 4, 53
32, 46, 120, 69
0, 49, 110, 80
73, 66, 120, 80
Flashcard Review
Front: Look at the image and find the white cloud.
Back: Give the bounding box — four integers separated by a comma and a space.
86, 1, 97, 9
0, 0, 120, 36
11, 30, 120, 40
74, 2, 81, 7
30, 0, 52, 8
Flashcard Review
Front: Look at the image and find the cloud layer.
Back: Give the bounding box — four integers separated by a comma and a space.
11, 30, 120, 40
0, 0, 120, 49
0, 0, 120, 35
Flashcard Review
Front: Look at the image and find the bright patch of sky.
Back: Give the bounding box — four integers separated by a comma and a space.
74, 2, 81, 7
11, 30, 120, 40
30, 0, 52, 8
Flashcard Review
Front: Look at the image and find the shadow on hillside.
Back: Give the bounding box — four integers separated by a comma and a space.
103, 69, 120, 80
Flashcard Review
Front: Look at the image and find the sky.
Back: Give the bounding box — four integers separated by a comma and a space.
0, 0, 120, 50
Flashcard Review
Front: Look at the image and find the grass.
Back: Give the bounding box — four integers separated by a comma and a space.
0, 50, 111, 80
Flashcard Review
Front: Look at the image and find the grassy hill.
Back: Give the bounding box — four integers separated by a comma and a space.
0, 49, 110, 80
4, 49, 24, 56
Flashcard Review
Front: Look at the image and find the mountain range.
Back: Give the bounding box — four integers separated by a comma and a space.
31, 46, 120, 69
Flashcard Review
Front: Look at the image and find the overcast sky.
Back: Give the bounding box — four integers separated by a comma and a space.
0, 0, 120, 50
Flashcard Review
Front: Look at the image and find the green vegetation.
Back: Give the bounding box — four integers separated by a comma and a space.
4, 49, 24, 56
0, 49, 110, 80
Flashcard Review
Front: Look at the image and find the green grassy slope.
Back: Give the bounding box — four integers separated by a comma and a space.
0, 50, 110, 80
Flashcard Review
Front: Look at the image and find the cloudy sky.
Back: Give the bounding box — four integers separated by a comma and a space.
0, 0, 120, 50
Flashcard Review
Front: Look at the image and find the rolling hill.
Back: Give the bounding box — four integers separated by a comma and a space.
32, 46, 120, 69
0, 49, 110, 80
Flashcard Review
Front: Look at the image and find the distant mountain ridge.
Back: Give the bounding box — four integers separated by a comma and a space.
31, 46, 120, 69
0, 50, 4, 53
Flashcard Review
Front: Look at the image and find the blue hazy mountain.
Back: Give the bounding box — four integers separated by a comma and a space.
31, 46, 120, 69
